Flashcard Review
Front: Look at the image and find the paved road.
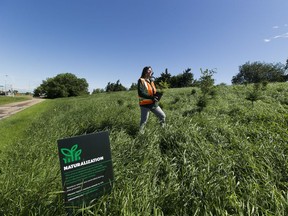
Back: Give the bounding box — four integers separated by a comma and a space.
0, 98, 45, 120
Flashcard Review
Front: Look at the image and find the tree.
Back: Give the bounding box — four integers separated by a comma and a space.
158, 80, 170, 89
196, 68, 216, 112
232, 61, 287, 84
170, 68, 194, 88
105, 80, 126, 92
198, 68, 216, 95
154, 68, 193, 88
33, 73, 89, 99
154, 68, 172, 85
246, 83, 262, 106
92, 88, 105, 94
129, 83, 137, 91
34, 85, 45, 97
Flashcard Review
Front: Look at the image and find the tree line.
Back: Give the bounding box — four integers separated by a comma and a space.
33, 60, 288, 99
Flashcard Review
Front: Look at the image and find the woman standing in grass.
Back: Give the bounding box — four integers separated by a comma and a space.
138, 66, 166, 132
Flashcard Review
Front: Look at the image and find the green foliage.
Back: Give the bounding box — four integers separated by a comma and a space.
155, 68, 194, 88
158, 80, 170, 89
33, 85, 44, 97
194, 68, 217, 112
246, 90, 260, 106
232, 61, 287, 84
154, 68, 171, 85
91, 88, 105, 94
198, 68, 216, 95
105, 80, 127, 92
245, 82, 269, 106
129, 83, 137, 91
261, 80, 269, 90
1, 83, 288, 215
170, 68, 194, 88
191, 88, 197, 95
34, 73, 89, 99
196, 95, 208, 111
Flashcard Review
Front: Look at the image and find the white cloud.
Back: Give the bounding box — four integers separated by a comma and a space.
273, 32, 288, 39
264, 27, 288, 42
264, 25, 288, 42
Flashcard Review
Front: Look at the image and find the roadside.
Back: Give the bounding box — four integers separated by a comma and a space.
0, 98, 45, 120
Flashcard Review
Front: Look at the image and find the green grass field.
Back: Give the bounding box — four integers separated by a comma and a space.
0, 100, 50, 151
0, 95, 32, 105
0, 83, 287, 215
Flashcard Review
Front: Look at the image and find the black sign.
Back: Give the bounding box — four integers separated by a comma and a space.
57, 131, 113, 206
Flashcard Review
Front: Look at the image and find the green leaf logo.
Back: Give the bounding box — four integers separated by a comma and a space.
61, 144, 82, 164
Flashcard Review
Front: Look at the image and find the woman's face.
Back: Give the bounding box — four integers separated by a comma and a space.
146, 67, 152, 78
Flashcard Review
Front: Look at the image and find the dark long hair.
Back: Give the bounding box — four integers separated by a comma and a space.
141, 66, 152, 78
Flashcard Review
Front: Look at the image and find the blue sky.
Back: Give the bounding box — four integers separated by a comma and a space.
0, 0, 287, 93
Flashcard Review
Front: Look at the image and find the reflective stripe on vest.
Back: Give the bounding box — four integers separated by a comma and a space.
139, 78, 156, 105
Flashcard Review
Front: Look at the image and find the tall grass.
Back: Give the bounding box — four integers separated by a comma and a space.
0, 95, 32, 105
0, 100, 50, 151
0, 83, 287, 215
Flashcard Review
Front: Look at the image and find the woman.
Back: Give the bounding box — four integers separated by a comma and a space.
138, 66, 166, 132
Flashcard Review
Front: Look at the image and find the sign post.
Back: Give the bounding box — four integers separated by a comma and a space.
57, 131, 114, 207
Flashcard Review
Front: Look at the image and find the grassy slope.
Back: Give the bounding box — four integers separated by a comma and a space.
0, 100, 51, 151
0, 83, 287, 215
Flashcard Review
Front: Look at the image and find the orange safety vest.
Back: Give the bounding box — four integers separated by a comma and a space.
138, 78, 157, 105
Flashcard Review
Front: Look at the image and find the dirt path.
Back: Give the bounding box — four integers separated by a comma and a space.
0, 98, 45, 120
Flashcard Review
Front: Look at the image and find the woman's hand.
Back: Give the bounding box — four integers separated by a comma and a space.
153, 96, 159, 102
